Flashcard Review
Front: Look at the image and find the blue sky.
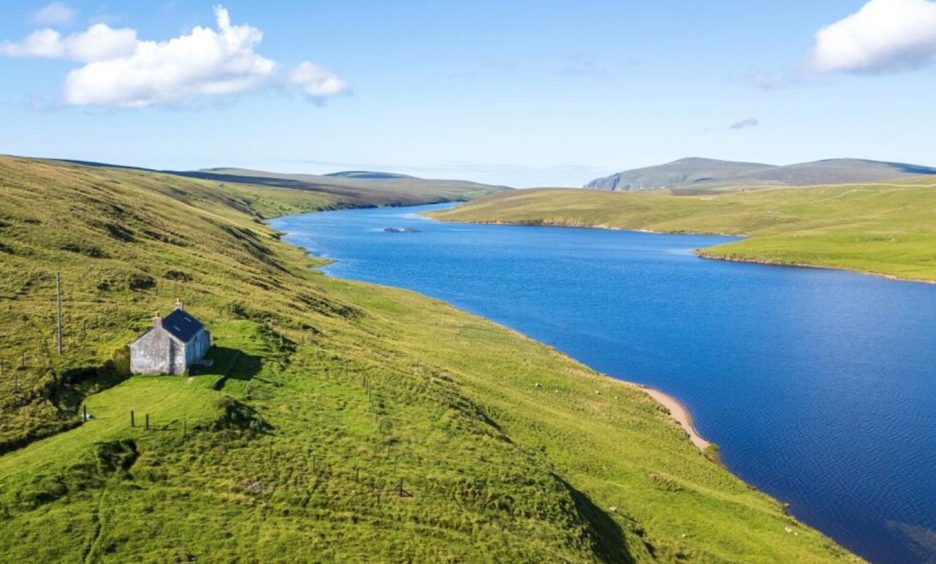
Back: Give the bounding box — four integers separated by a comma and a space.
1, 1, 935, 187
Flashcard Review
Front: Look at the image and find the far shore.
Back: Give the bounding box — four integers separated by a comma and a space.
427, 213, 936, 287
696, 252, 936, 286
636, 385, 712, 451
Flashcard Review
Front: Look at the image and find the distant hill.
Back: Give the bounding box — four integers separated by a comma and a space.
324, 170, 416, 180
47, 162, 505, 208
585, 158, 774, 191
586, 157, 936, 191
174, 167, 508, 207
741, 159, 936, 186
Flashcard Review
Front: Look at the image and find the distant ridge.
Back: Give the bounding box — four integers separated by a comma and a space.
325, 170, 416, 180
39, 160, 506, 207
586, 157, 936, 191
180, 167, 507, 207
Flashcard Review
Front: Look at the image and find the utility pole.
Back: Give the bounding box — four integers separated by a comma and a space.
55, 273, 63, 356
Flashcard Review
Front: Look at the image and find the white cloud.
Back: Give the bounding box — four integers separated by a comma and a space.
32, 2, 76, 26
0, 5, 348, 108
290, 61, 349, 100
64, 6, 276, 108
67, 25, 139, 62
0, 29, 65, 58
811, 0, 936, 73
0, 25, 138, 61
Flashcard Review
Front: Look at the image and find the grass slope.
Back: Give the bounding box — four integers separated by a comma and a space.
431, 182, 936, 283
0, 156, 856, 562
179, 167, 507, 207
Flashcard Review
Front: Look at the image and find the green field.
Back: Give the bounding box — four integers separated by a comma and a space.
431, 181, 936, 283
0, 156, 858, 561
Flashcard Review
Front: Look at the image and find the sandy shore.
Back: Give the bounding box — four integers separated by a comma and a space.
638, 385, 711, 451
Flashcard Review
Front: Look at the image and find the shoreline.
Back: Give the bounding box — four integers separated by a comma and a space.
275, 211, 721, 456
430, 214, 936, 287
636, 385, 712, 451
428, 216, 741, 238
696, 252, 936, 286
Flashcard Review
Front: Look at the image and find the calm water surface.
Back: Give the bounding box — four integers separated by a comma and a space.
272, 203, 936, 563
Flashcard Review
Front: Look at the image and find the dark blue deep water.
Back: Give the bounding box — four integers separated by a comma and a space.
272, 203, 936, 563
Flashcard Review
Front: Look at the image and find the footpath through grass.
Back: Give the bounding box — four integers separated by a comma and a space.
431, 181, 936, 283
0, 156, 858, 562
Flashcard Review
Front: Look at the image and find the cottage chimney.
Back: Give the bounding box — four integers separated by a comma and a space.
152, 311, 162, 328
174, 298, 183, 310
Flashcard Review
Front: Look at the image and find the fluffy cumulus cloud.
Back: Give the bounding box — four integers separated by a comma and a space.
811, 0, 936, 73
0, 5, 348, 108
32, 2, 76, 26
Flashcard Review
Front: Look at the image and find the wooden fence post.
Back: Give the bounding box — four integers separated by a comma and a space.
130, 410, 135, 427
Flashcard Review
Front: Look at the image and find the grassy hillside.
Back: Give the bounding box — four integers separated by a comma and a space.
54, 159, 506, 208
431, 181, 936, 283
178, 167, 507, 207
585, 157, 936, 192
739, 159, 936, 187
0, 156, 856, 562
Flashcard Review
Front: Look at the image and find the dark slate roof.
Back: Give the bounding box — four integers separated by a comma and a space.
161, 309, 205, 343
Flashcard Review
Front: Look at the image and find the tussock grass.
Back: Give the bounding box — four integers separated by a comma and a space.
0, 156, 857, 561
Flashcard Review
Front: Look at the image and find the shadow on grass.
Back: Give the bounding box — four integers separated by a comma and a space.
558, 475, 635, 564
0, 361, 129, 456
55, 362, 129, 413
201, 347, 264, 391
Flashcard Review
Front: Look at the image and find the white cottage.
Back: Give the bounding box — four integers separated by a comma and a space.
129, 300, 211, 375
